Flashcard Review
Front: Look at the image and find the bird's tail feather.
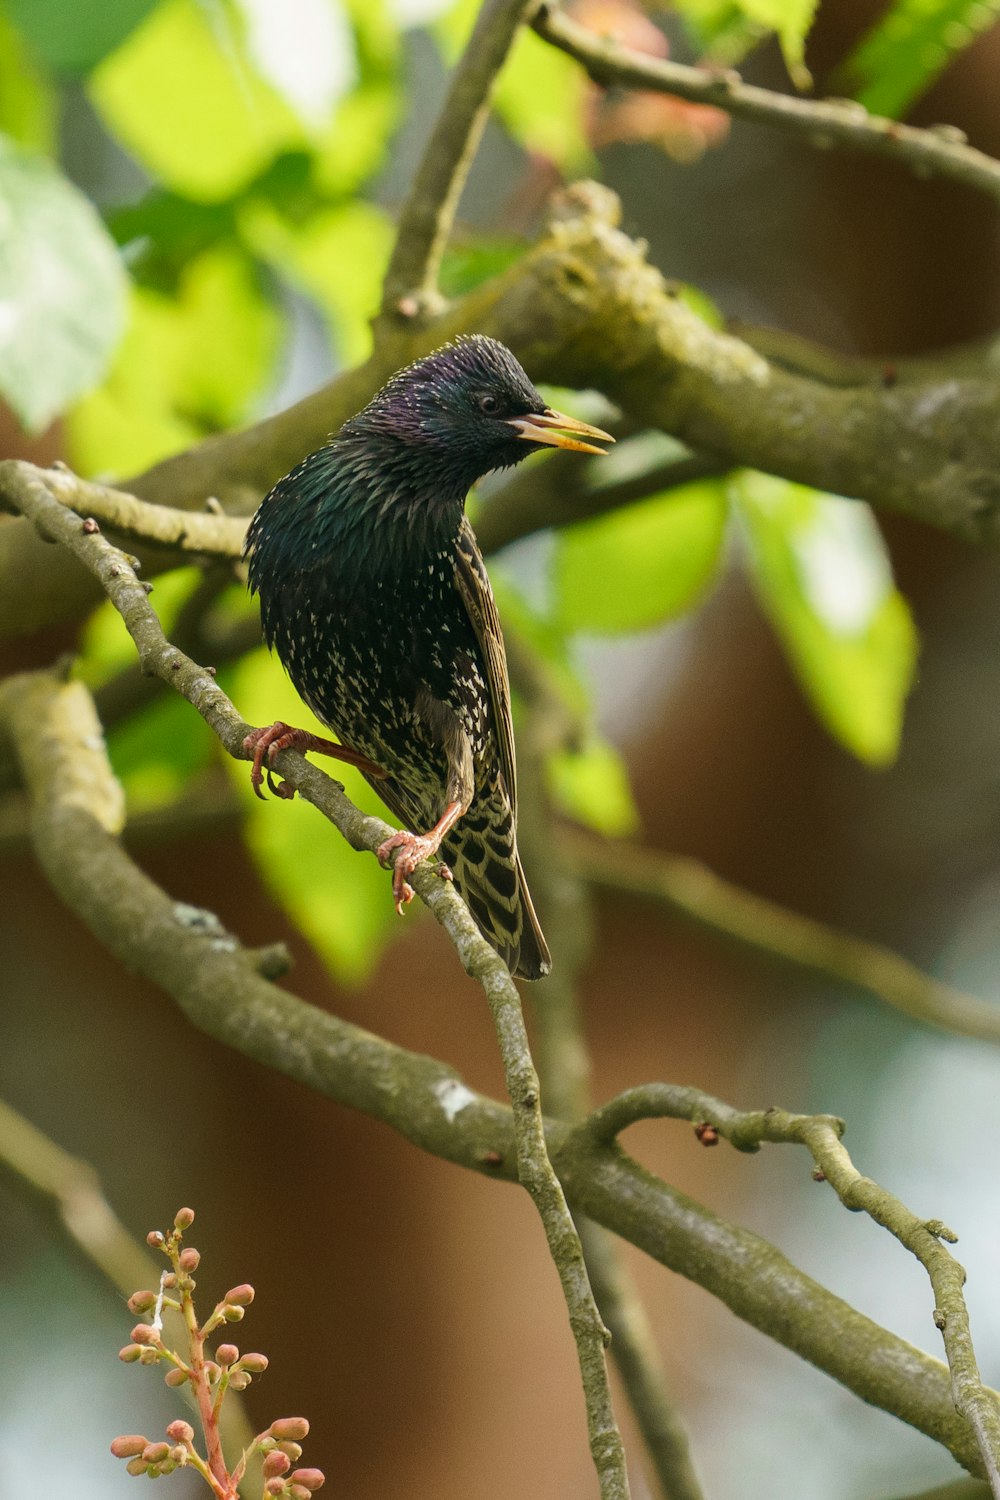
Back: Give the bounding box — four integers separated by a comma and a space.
442, 823, 551, 981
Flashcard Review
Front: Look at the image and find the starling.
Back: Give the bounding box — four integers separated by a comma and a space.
243, 335, 613, 979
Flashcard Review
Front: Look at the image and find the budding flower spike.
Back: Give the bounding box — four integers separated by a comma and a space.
112, 1208, 323, 1500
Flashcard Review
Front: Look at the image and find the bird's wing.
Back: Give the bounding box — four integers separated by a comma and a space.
453, 515, 517, 814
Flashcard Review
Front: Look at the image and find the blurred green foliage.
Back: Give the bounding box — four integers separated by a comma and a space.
732, 473, 918, 766
0, 138, 126, 431
838, 0, 1000, 119
1, 0, 988, 974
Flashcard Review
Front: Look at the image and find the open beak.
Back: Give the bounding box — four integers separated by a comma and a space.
507, 408, 615, 456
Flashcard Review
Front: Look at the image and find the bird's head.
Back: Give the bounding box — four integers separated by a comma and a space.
341, 335, 613, 494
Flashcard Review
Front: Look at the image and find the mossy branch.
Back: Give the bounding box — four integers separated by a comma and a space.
586, 1084, 1000, 1493
533, 3, 1000, 203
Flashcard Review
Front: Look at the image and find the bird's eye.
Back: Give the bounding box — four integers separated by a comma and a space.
478, 393, 501, 416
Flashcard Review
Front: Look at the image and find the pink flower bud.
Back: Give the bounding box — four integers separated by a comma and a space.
165, 1368, 189, 1387
174, 1208, 195, 1230
228, 1371, 251, 1391
269, 1418, 309, 1442
128, 1291, 156, 1314
125, 1457, 148, 1476
224, 1284, 255, 1306
277, 1443, 303, 1462
239, 1352, 269, 1373
290, 1469, 325, 1492
110, 1436, 148, 1459
166, 1420, 194, 1443
289, 1485, 312, 1500
262, 1451, 291, 1478
203, 1361, 222, 1383
162, 1273, 177, 1288
146, 1231, 165, 1248
141, 1442, 171, 1464
264, 1481, 285, 1497
118, 1344, 142, 1363
179, 1248, 200, 1272
216, 1344, 239, 1366
130, 1323, 157, 1345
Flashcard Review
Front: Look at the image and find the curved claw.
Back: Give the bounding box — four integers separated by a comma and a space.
377, 829, 438, 911
266, 764, 296, 800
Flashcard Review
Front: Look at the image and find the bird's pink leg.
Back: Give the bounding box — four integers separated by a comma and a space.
243, 721, 387, 800
378, 800, 465, 912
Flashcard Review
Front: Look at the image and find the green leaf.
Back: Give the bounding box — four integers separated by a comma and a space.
440, 235, 523, 298
90, 0, 397, 204
548, 737, 639, 837
106, 691, 217, 808
68, 243, 279, 476
79, 567, 205, 687
493, 26, 591, 169
225, 648, 398, 984
553, 480, 727, 635
241, 198, 393, 366
5, 0, 158, 75
232, 0, 358, 131
732, 472, 918, 765
676, 0, 818, 83
838, 0, 1000, 118
78, 568, 218, 807
89, 0, 309, 202
0, 136, 126, 432
0, 10, 56, 150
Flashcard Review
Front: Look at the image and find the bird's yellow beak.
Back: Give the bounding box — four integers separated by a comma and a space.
507, 408, 615, 456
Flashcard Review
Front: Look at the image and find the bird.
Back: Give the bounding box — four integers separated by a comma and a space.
243, 334, 613, 980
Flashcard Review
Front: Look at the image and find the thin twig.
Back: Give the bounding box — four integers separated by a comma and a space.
533, 3, 1000, 203
586, 1085, 1000, 1495
0, 1095, 158, 1297
41, 464, 248, 555
565, 830, 1000, 1046
381, 0, 541, 315
1, 460, 630, 1500
517, 693, 705, 1500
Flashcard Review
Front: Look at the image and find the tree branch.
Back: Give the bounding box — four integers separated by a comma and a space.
532, 3, 1000, 203
586, 1085, 1000, 1495
380, 0, 540, 316
566, 830, 1000, 1046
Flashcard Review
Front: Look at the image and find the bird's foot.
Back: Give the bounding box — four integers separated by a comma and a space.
377, 830, 442, 914
243, 722, 386, 801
